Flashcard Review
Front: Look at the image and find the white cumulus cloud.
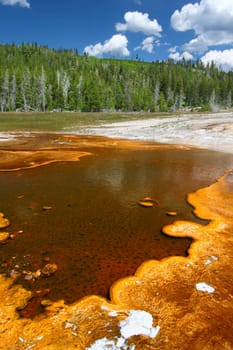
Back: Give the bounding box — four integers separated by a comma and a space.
171, 0, 233, 53
116, 11, 162, 37
169, 51, 194, 61
135, 36, 155, 53
201, 49, 233, 71
0, 0, 30, 7
141, 36, 154, 53
84, 34, 130, 57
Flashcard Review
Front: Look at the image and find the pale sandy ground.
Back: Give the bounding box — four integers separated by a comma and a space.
77, 112, 233, 154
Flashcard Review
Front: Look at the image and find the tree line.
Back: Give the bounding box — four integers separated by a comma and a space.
0, 43, 233, 112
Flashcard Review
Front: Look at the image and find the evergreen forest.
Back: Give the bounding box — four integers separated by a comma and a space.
0, 43, 233, 113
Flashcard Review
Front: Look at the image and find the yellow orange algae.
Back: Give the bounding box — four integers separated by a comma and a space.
0, 149, 91, 171
0, 133, 190, 172
0, 212, 10, 229
0, 168, 232, 349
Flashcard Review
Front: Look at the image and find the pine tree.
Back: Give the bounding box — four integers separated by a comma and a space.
9, 74, 16, 111
21, 68, 32, 111
0, 70, 9, 112
61, 71, 70, 109
40, 67, 46, 112
158, 92, 168, 112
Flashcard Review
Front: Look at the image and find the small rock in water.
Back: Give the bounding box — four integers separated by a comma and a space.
138, 197, 158, 208
22, 269, 42, 281
166, 211, 177, 216
17, 195, 24, 199
41, 263, 58, 277
34, 269, 42, 279
42, 206, 53, 211
10, 230, 23, 239
43, 256, 51, 262
138, 201, 153, 207
10, 269, 21, 279
24, 273, 34, 281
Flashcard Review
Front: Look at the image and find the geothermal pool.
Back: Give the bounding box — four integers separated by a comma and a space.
0, 136, 233, 306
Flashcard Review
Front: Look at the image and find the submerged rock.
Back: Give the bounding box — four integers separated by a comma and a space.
166, 211, 177, 216
9, 269, 21, 279
42, 206, 53, 211
41, 263, 58, 277
138, 197, 159, 208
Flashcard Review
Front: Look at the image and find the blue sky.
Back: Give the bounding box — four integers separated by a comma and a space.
0, 0, 233, 70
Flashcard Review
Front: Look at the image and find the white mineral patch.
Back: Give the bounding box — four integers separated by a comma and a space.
76, 112, 233, 154
204, 259, 212, 265
135, 280, 144, 284
101, 304, 109, 311
85, 336, 135, 350
109, 311, 118, 317
25, 345, 36, 350
204, 255, 219, 265
119, 310, 160, 339
64, 321, 77, 331
210, 255, 218, 261
87, 310, 160, 349
195, 282, 215, 293
0, 132, 17, 142
34, 336, 44, 341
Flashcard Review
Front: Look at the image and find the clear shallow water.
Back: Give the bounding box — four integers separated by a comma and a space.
0, 146, 233, 305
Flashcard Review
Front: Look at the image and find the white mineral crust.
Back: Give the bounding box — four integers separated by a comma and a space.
195, 282, 215, 293
119, 310, 160, 339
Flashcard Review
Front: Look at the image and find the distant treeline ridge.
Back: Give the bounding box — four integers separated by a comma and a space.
0, 43, 233, 112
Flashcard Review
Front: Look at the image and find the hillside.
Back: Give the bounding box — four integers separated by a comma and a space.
0, 43, 233, 112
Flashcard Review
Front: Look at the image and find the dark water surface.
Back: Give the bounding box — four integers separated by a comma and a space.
0, 146, 233, 304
